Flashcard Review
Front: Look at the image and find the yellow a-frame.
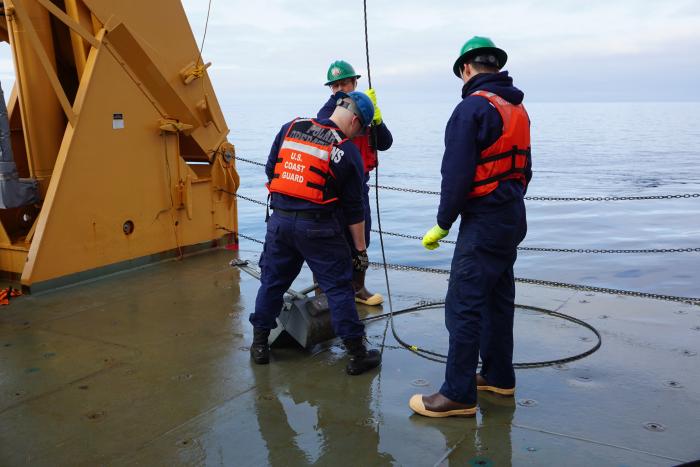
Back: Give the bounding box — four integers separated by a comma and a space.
0, 0, 239, 291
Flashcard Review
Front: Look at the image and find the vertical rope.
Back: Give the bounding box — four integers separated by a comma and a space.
363, 0, 372, 88
196, 0, 213, 67
362, 0, 394, 356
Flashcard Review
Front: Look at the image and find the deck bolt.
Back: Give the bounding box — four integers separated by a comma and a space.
675, 310, 688, 315
527, 447, 538, 452
86, 411, 105, 421
517, 399, 538, 407
468, 457, 493, 467
643, 422, 666, 432
691, 326, 700, 331
664, 381, 683, 389
411, 379, 430, 387
598, 315, 609, 319
681, 350, 697, 357
553, 364, 569, 371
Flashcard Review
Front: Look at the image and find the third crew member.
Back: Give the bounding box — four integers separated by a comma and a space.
318, 60, 393, 306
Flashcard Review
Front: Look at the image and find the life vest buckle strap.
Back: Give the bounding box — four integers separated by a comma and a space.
471, 167, 527, 187
306, 181, 326, 191
309, 165, 330, 179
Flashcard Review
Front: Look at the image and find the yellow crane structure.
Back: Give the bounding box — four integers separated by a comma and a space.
0, 0, 239, 291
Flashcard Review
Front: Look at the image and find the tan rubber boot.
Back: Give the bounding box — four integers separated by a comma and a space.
353, 269, 383, 306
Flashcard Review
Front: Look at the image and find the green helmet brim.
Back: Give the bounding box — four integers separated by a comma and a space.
452, 47, 508, 78
325, 74, 361, 86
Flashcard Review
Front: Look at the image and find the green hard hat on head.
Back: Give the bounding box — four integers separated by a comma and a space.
325, 60, 361, 86
452, 36, 508, 77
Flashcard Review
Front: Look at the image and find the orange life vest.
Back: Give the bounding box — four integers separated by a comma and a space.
468, 90, 530, 199
352, 129, 377, 173
268, 118, 347, 204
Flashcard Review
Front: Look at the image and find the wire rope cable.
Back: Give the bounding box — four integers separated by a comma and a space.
360, 301, 602, 367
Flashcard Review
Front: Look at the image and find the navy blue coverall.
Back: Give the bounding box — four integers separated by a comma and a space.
250, 118, 367, 340
436, 72, 532, 405
318, 92, 393, 246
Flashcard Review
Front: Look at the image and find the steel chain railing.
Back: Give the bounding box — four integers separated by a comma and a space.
369, 229, 700, 254
230, 231, 700, 306
364, 261, 700, 306
222, 190, 700, 254
234, 155, 700, 202
229, 155, 700, 304
234, 156, 267, 167
368, 184, 700, 202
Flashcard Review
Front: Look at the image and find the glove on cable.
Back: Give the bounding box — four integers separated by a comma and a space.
422, 225, 449, 250
363, 88, 383, 125
352, 249, 369, 272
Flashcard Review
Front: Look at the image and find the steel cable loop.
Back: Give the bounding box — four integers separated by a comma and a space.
361, 302, 602, 367
231, 155, 700, 201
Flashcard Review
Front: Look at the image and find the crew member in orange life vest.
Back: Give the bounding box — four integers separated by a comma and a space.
409, 37, 532, 418
318, 60, 393, 306
249, 92, 382, 376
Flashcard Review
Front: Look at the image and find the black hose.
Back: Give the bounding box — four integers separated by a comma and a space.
361, 301, 602, 368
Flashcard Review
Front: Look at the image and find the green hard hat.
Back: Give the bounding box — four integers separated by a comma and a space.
452, 36, 508, 77
325, 60, 361, 86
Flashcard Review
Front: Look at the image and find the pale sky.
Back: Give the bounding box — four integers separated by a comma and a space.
2, 0, 700, 102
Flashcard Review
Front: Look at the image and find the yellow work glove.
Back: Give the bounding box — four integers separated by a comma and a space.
363, 88, 383, 125
422, 225, 449, 251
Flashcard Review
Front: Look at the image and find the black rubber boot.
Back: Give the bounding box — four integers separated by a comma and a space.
344, 337, 381, 375
250, 328, 270, 365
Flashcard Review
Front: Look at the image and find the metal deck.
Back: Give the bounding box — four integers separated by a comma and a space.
1, 249, 698, 466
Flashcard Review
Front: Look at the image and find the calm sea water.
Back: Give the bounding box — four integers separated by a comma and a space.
225, 95, 700, 298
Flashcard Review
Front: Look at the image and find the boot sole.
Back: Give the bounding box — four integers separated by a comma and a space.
346, 361, 381, 375
409, 395, 476, 418
250, 350, 270, 365
476, 384, 515, 396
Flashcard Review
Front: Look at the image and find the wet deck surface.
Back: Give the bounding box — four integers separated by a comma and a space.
1, 249, 698, 466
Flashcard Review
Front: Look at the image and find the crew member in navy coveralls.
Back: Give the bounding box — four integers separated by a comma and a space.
410, 37, 532, 417
249, 91, 382, 376
318, 60, 393, 306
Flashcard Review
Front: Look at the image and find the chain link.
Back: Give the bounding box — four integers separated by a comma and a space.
226, 229, 700, 306
525, 193, 700, 202
367, 261, 700, 306
368, 184, 700, 201
234, 156, 267, 167
238, 233, 265, 245
217, 189, 268, 207
370, 229, 700, 254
